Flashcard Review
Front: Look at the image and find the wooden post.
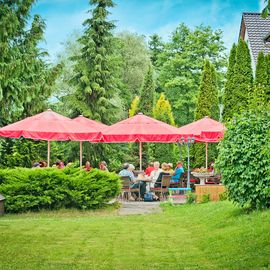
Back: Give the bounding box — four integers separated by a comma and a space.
139, 141, 142, 171
205, 142, 208, 169
47, 141, 50, 167
80, 141, 83, 167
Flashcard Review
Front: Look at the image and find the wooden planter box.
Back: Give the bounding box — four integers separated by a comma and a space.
195, 184, 226, 202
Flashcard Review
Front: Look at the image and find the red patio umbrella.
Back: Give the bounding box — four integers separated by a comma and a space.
103, 113, 182, 170
72, 115, 108, 167
0, 109, 102, 166
178, 116, 226, 168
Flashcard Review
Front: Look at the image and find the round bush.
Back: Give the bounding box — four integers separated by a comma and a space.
216, 110, 270, 209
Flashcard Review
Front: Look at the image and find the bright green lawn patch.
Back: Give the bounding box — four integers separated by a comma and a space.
0, 201, 269, 270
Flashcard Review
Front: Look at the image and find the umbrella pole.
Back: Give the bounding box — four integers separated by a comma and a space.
80, 141, 83, 167
139, 142, 142, 171
47, 141, 50, 167
205, 142, 208, 169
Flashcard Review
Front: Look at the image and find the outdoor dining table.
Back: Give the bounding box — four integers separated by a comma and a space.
135, 176, 153, 199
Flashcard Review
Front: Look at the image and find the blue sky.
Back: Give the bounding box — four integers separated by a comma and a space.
32, 0, 263, 61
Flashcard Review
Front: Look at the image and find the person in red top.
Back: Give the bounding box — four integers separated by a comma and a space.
144, 162, 154, 176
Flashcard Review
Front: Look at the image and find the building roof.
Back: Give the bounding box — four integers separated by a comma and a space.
240, 13, 270, 65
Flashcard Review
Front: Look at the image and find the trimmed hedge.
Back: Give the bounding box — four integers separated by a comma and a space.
0, 167, 121, 213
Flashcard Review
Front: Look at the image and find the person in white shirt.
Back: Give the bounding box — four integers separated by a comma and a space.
150, 161, 162, 188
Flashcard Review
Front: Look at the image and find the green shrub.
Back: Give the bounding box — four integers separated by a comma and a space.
0, 167, 121, 213
216, 110, 270, 209
219, 192, 228, 201
186, 191, 196, 204
201, 193, 210, 203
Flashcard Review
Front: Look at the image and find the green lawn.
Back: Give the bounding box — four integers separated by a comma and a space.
0, 201, 269, 270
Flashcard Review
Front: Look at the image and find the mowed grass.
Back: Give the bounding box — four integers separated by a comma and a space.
0, 201, 269, 270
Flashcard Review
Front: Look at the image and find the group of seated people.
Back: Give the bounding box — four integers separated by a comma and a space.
32, 160, 109, 171
119, 161, 185, 200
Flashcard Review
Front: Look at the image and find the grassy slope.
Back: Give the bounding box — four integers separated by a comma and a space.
0, 201, 269, 270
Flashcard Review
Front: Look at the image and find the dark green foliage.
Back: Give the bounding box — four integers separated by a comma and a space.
138, 65, 155, 116
194, 60, 219, 167
0, 167, 121, 213
71, 0, 120, 124
251, 51, 269, 107
149, 34, 164, 67
222, 43, 237, 122
216, 110, 270, 209
201, 193, 210, 203
195, 60, 219, 120
266, 54, 270, 101
219, 192, 228, 201
0, 0, 59, 124
231, 39, 253, 114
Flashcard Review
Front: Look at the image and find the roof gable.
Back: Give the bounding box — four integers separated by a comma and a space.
240, 13, 270, 64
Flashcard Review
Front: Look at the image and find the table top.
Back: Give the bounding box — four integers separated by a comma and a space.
135, 177, 152, 182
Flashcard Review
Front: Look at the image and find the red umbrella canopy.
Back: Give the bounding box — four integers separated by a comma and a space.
0, 109, 102, 141
178, 116, 225, 142
72, 115, 108, 131
103, 113, 181, 143
72, 115, 108, 142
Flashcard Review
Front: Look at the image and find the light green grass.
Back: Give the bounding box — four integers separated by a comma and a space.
0, 201, 269, 270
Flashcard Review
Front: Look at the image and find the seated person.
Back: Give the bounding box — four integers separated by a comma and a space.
171, 161, 184, 183
119, 163, 146, 199
84, 161, 92, 172
167, 163, 174, 175
150, 161, 162, 188
99, 161, 108, 171
55, 160, 65, 169
154, 163, 170, 188
119, 163, 135, 182
208, 162, 215, 173
144, 162, 154, 176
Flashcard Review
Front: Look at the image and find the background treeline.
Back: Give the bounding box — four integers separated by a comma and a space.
0, 0, 269, 172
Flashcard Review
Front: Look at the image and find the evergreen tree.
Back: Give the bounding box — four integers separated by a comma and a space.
250, 51, 269, 107
149, 93, 177, 164
153, 93, 175, 125
194, 60, 219, 167
72, 0, 119, 124
129, 96, 140, 117
231, 38, 253, 115
223, 43, 237, 122
265, 54, 270, 102
194, 60, 219, 120
138, 65, 155, 116
149, 34, 164, 67
0, 1, 59, 124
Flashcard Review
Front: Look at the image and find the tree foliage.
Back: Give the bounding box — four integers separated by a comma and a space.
223, 43, 237, 122
71, 0, 121, 124
149, 93, 177, 164
0, 0, 59, 125
129, 96, 140, 117
194, 59, 219, 167
216, 110, 270, 209
158, 24, 226, 126
138, 65, 155, 116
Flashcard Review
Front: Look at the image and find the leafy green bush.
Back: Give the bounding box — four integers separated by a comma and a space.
219, 192, 228, 201
186, 191, 197, 204
201, 193, 210, 203
216, 110, 270, 209
0, 167, 121, 213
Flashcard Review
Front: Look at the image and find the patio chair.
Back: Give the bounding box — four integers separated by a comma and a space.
170, 171, 187, 188
150, 175, 171, 200
120, 176, 140, 201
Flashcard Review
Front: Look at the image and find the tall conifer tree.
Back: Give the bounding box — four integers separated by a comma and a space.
231, 39, 253, 114
194, 59, 219, 167
72, 0, 119, 124
138, 65, 155, 116
223, 43, 237, 122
